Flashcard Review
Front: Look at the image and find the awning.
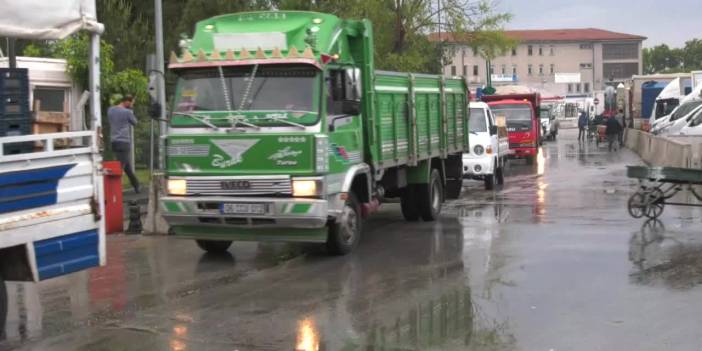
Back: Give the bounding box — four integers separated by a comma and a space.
0, 0, 103, 40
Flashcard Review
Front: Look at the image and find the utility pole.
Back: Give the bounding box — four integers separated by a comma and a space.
154, 0, 166, 170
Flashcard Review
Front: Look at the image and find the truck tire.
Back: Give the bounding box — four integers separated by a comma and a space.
326, 192, 361, 255
444, 179, 462, 200
400, 185, 420, 221
196, 240, 232, 253
484, 172, 496, 190
417, 169, 443, 221
0, 276, 6, 340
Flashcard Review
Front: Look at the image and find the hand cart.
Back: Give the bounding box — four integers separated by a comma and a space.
627, 166, 702, 219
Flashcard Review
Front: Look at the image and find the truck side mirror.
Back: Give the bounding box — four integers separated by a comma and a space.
342, 100, 361, 115
490, 125, 498, 135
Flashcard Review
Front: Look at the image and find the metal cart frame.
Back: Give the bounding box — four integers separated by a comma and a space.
627, 166, 702, 219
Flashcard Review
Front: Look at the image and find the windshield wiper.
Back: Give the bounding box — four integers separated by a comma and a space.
226, 114, 260, 131
256, 114, 306, 130
172, 112, 219, 129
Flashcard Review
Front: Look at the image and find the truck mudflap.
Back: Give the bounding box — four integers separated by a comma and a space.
161, 196, 330, 243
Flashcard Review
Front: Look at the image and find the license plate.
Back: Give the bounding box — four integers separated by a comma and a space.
220, 203, 267, 215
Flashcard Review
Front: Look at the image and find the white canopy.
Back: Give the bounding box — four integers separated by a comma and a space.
0, 0, 103, 40
656, 77, 683, 101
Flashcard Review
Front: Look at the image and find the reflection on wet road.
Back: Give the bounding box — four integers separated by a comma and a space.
2, 129, 702, 351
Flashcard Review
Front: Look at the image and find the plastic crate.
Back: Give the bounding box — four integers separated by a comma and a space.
0, 68, 29, 96
0, 118, 31, 137
2, 141, 33, 155
0, 96, 30, 115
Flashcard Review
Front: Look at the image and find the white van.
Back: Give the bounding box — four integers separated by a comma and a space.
678, 109, 702, 136
463, 102, 510, 190
654, 101, 702, 135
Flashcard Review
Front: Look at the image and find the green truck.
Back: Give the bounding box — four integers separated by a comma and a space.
160, 11, 469, 254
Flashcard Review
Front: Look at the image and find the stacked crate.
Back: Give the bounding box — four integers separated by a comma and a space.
0, 68, 33, 154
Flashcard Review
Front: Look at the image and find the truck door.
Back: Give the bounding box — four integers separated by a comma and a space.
327, 68, 363, 172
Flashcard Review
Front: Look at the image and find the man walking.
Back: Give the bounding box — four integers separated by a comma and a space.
615, 108, 626, 146
108, 95, 140, 193
578, 109, 589, 141
605, 115, 622, 152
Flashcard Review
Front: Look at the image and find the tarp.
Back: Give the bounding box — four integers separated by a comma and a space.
656, 77, 683, 100
0, 0, 103, 40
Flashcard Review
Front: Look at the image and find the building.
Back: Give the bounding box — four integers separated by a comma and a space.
430, 28, 646, 96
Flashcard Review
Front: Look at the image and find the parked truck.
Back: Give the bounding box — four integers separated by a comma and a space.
0, 1, 106, 303
481, 93, 541, 165
159, 11, 469, 255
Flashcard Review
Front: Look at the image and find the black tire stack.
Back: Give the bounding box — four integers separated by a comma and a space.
0, 68, 32, 154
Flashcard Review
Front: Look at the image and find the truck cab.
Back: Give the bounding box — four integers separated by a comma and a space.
462, 102, 508, 190
483, 94, 541, 164
539, 105, 558, 141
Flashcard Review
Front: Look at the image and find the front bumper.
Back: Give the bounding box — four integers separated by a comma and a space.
160, 196, 330, 243
509, 147, 537, 158
462, 156, 494, 179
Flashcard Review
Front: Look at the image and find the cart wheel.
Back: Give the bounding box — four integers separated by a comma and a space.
627, 192, 646, 218
644, 188, 665, 219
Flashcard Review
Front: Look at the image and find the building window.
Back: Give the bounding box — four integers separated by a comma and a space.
603, 62, 639, 80
580, 63, 593, 69
602, 43, 639, 60
501, 65, 506, 75
511, 48, 517, 56
489, 65, 495, 74
550, 46, 555, 56
528, 45, 533, 56
576, 83, 581, 93
33, 87, 66, 112
463, 65, 467, 76
550, 64, 555, 74
538, 46, 543, 56
568, 84, 573, 93
451, 66, 456, 76
512, 65, 517, 75
528, 64, 533, 75
579, 43, 593, 49
539, 64, 544, 75
473, 65, 479, 76
584, 82, 590, 93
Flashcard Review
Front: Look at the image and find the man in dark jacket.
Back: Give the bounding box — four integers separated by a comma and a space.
578, 109, 588, 141
605, 116, 622, 152
108, 95, 140, 193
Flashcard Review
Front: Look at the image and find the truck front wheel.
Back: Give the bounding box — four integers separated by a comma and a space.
327, 192, 362, 255
400, 185, 420, 221
417, 169, 443, 221
196, 240, 232, 253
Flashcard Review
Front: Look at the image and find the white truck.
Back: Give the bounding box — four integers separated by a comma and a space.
0, 0, 106, 307
463, 101, 510, 190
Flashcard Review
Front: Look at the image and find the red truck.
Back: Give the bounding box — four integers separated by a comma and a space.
481, 93, 541, 164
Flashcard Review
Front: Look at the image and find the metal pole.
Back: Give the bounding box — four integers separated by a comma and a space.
89, 34, 101, 130
154, 0, 167, 170
7, 38, 16, 69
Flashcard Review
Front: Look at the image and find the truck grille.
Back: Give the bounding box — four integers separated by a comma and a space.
185, 176, 292, 196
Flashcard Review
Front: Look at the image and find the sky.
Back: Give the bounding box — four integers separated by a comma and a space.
496, 0, 700, 48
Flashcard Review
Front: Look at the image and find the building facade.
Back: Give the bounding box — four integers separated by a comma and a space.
431, 29, 646, 96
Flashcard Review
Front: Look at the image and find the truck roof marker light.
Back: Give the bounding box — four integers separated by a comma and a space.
196, 49, 207, 62
302, 47, 315, 59
255, 47, 266, 59
210, 49, 221, 60
181, 50, 193, 63
169, 51, 179, 64
288, 47, 300, 58
225, 49, 235, 61
271, 47, 283, 58
239, 48, 251, 59
320, 53, 338, 65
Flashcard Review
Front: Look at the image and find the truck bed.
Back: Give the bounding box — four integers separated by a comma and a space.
368, 71, 468, 168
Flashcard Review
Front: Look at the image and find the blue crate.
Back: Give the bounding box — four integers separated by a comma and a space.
0, 118, 31, 137
3, 142, 34, 155
0, 96, 30, 115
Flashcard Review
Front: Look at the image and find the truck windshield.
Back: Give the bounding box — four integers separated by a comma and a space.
491, 104, 532, 130
469, 108, 487, 132
173, 64, 319, 118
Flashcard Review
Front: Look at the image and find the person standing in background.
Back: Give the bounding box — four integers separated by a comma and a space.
615, 108, 626, 146
578, 109, 589, 141
108, 95, 140, 193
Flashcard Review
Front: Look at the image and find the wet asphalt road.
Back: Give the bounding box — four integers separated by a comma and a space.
2, 128, 702, 351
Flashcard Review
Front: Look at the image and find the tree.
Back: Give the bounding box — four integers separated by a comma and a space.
643, 39, 702, 74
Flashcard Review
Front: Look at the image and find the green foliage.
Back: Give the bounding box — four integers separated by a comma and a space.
643, 39, 702, 74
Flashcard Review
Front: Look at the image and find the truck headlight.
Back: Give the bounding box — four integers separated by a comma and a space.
474, 145, 484, 155
292, 178, 322, 197
167, 179, 187, 195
